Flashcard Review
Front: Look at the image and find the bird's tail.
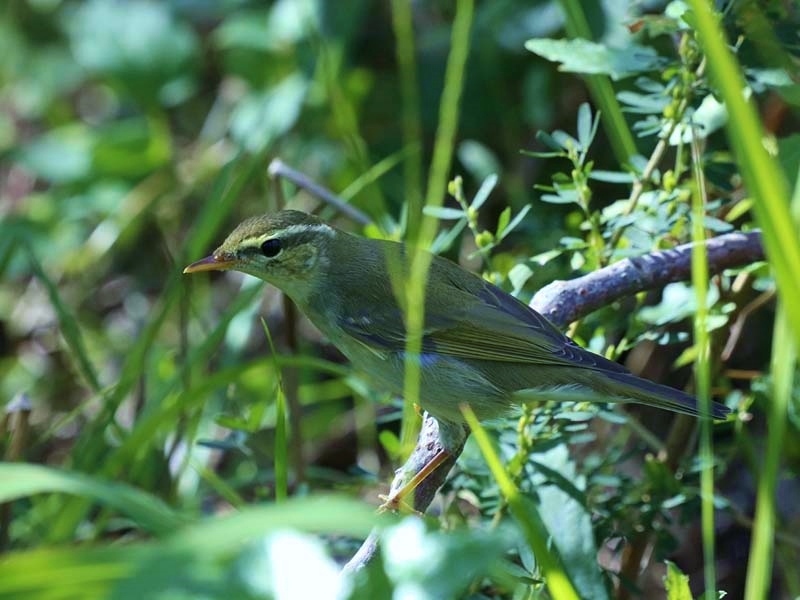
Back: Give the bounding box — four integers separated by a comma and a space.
513, 371, 731, 420
599, 370, 731, 420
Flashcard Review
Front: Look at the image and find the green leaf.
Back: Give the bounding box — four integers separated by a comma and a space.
430, 219, 468, 254
166, 496, 379, 555
637, 282, 720, 326
0, 496, 380, 600
509, 263, 534, 294
668, 94, 728, 145
381, 518, 508, 599
588, 170, 634, 183
552, 130, 579, 151
0, 545, 145, 600
92, 118, 172, 178
497, 204, 532, 241
531, 248, 564, 265
229, 74, 308, 153
777, 134, 800, 183
664, 561, 693, 600
542, 186, 579, 205
0, 463, 186, 536
617, 90, 670, 114
746, 67, 793, 93
702, 215, 733, 232
575, 102, 600, 151
423, 206, 466, 220
687, 0, 800, 349
461, 408, 581, 600
471, 173, 499, 211
534, 446, 609, 600
535, 130, 568, 153
525, 38, 665, 80
213, 8, 273, 51
66, 0, 199, 104
18, 125, 93, 183
214, 0, 319, 52
458, 140, 502, 181
496, 206, 511, 238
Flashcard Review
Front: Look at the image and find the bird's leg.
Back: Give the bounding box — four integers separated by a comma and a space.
377, 415, 468, 513
378, 447, 451, 513
343, 415, 468, 573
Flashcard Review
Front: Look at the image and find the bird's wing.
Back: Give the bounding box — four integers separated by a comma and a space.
433, 282, 627, 371
337, 272, 627, 373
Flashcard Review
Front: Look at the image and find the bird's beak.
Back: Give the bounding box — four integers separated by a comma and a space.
183, 254, 236, 274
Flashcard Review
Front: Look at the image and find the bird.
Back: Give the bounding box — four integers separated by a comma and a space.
184, 210, 730, 503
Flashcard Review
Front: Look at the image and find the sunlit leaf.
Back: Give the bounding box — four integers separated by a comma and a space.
525, 38, 665, 80
664, 561, 692, 600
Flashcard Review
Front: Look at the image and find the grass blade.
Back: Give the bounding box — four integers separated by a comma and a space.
687, 0, 800, 344
743, 160, 800, 600
691, 138, 717, 598
401, 0, 475, 455
24, 246, 101, 393
0, 463, 186, 535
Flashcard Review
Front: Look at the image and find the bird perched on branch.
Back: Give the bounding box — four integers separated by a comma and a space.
185, 210, 730, 503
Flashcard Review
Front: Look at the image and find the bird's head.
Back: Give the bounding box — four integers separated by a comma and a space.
184, 210, 336, 301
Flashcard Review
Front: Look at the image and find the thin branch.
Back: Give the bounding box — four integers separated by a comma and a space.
531, 231, 764, 326
267, 159, 372, 226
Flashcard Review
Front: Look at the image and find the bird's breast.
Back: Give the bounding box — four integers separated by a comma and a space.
328, 335, 512, 424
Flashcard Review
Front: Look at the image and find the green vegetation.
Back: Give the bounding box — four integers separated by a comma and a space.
1, 1, 798, 598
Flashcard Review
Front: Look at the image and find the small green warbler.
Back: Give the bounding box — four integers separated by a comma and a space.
185, 210, 730, 439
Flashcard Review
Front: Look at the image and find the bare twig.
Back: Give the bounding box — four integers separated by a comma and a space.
531, 231, 764, 324
267, 159, 372, 226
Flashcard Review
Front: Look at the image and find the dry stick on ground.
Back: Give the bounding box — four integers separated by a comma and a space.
266, 159, 765, 573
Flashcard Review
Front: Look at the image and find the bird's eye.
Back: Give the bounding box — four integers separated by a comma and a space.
260, 238, 282, 258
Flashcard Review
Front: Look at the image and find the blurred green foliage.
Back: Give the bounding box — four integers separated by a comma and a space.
1, 0, 799, 598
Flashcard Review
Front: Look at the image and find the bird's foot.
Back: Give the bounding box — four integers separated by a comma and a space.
376, 448, 450, 513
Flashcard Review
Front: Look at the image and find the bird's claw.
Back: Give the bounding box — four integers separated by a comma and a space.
377, 492, 421, 515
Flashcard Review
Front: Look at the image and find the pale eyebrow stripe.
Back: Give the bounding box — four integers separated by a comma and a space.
279, 224, 336, 238
237, 223, 336, 250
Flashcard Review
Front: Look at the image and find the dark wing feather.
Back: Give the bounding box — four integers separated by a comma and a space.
337, 257, 627, 374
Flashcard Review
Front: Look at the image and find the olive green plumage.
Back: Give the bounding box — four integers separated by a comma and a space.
185, 210, 730, 428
